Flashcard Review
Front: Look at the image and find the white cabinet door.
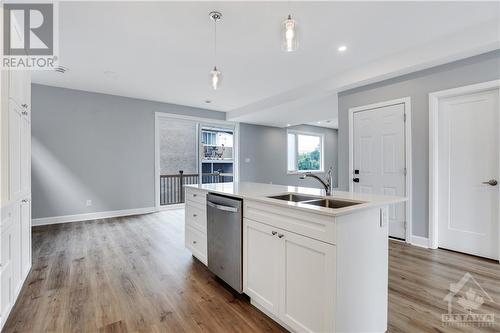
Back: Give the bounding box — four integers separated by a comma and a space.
8, 101, 23, 201
9, 71, 28, 108
20, 113, 30, 197
20, 200, 31, 278
243, 218, 280, 315
10, 211, 22, 298
278, 230, 336, 333
0, 263, 13, 321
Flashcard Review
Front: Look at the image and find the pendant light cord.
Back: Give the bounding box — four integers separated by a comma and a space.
214, 18, 217, 64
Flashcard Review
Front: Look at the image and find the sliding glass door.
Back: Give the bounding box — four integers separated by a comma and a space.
199, 124, 235, 184
156, 114, 237, 207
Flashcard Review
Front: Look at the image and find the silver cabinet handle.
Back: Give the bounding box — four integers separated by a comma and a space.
21, 199, 30, 203
21, 111, 28, 116
21, 104, 28, 108
278, 234, 284, 238
482, 179, 498, 186
271, 231, 277, 235
207, 201, 238, 213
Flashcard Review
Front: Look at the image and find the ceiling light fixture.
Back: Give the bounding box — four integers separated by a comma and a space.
338, 45, 347, 52
282, 14, 298, 52
209, 11, 222, 90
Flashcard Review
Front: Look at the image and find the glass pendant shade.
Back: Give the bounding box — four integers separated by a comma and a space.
210, 66, 221, 90
282, 14, 298, 52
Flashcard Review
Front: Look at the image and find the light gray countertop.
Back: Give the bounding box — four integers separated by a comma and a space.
185, 182, 406, 217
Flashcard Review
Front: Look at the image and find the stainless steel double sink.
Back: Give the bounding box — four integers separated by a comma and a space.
267, 193, 363, 209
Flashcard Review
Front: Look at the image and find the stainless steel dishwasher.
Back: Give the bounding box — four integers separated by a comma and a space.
206, 193, 243, 293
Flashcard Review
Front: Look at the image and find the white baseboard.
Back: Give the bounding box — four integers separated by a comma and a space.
32, 207, 156, 226
410, 235, 430, 248
159, 203, 185, 211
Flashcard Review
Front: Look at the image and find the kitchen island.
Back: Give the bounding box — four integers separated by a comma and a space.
184, 182, 406, 333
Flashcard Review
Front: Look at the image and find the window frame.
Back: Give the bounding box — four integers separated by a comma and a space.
286, 129, 325, 174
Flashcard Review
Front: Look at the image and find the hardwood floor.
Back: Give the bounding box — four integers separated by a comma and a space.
3, 210, 500, 333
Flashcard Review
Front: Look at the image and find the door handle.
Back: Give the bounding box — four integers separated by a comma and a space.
482, 179, 498, 186
207, 201, 239, 213
353, 178, 360, 183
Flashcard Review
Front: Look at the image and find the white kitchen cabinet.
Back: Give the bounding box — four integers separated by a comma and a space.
184, 187, 208, 265
243, 200, 389, 333
243, 218, 280, 315
279, 229, 335, 333
8, 100, 22, 201
243, 218, 336, 333
20, 199, 31, 278
0, 68, 32, 330
8, 70, 30, 110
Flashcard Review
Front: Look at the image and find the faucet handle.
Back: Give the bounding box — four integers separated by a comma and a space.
326, 167, 334, 185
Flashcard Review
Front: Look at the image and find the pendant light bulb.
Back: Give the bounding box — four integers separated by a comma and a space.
211, 66, 221, 90
283, 14, 298, 52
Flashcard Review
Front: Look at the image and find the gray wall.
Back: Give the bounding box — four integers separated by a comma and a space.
338, 50, 500, 238
239, 123, 338, 189
31, 84, 224, 219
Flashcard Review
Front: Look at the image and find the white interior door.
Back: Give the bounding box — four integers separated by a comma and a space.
353, 104, 406, 239
437, 89, 499, 260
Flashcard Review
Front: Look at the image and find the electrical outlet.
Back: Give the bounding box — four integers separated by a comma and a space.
86, 199, 92, 206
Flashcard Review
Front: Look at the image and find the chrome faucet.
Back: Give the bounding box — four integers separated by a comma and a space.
299, 167, 334, 196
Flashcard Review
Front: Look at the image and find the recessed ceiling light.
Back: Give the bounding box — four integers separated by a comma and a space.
205, 100, 212, 104
317, 121, 321, 124
286, 124, 291, 127
338, 45, 347, 52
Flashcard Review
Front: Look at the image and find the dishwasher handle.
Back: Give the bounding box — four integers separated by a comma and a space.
207, 200, 239, 213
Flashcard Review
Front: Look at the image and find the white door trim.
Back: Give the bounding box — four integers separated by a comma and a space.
154, 112, 239, 211
348, 97, 412, 242
428, 80, 500, 253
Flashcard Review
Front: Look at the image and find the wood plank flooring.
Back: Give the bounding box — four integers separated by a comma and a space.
3, 210, 500, 333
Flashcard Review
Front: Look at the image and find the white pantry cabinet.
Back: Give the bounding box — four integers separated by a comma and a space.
0, 68, 32, 330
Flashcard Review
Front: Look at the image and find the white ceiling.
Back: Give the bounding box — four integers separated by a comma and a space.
33, 1, 500, 127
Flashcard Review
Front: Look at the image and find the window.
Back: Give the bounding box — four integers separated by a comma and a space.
287, 131, 323, 173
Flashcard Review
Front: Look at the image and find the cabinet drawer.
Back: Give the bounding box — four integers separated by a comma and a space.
185, 188, 206, 206
185, 202, 206, 233
185, 225, 207, 265
244, 200, 336, 245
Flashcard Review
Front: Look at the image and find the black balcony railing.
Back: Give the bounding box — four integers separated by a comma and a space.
160, 170, 231, 205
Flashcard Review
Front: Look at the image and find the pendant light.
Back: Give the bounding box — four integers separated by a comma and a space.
282, 14, 298, 52
209, 11, 222, 90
